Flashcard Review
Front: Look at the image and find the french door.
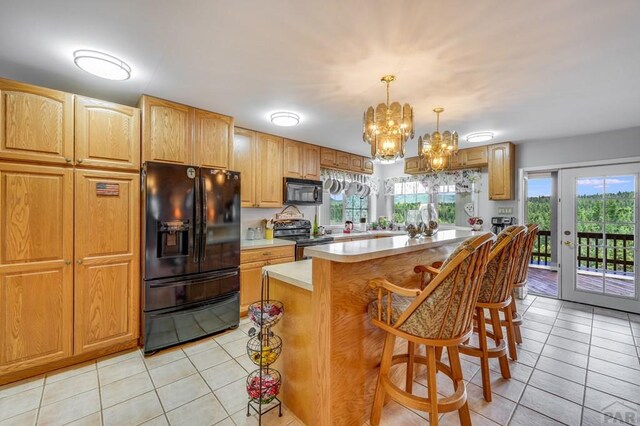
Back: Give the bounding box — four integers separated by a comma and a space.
560, 164, 640, 313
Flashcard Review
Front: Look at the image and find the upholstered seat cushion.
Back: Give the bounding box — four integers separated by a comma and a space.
368, 293, 414, 325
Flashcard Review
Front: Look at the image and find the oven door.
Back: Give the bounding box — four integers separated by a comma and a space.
283, 178, 323, 205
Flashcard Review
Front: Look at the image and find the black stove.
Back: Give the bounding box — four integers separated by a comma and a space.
273, 219, 334, 259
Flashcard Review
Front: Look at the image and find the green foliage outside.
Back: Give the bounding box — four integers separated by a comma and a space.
527, 191, 635, 273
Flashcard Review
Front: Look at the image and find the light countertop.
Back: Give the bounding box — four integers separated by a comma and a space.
305, 229, 483, 263
329, 230, 405, 241
263, 259, 312, 291
240, 238, 295, 250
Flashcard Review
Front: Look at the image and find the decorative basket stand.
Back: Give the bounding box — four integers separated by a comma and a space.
246, 271, 283, 423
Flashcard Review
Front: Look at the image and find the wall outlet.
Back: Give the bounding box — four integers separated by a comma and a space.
497, 207, 514, 215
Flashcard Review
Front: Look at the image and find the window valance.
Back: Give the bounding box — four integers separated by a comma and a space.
384, 169, 481, 195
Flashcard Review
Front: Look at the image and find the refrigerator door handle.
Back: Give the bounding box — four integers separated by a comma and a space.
194, 174, 201, 263
201, 175, 208, 262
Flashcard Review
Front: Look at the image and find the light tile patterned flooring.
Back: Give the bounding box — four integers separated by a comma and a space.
1, 297, 640, 425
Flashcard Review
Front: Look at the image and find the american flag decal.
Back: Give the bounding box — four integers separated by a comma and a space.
96, 182, 120, 196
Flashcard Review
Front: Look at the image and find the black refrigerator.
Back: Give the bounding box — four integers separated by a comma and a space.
142, 161, 241, 353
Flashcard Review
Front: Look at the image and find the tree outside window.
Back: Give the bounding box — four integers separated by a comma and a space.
329, 193, 369, 225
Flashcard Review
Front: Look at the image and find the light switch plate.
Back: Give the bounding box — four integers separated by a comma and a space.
497, 207, 514, 215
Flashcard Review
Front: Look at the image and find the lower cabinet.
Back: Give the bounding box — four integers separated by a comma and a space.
239, 246, 295, 314
0, 162, 140, 382
74, 169, 140, 354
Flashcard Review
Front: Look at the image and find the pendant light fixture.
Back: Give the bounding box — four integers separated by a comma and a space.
362, 75, 414, 164
418, 108, 459, 172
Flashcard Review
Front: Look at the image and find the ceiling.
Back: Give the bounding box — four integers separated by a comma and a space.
1, 0, 639, 156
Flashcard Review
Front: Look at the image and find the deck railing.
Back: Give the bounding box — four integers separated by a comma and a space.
530, 230, 634, 274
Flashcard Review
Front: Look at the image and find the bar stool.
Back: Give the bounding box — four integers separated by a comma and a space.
458, 225, 526, 401
510, 224, 539, 350
368, 233, 493, 425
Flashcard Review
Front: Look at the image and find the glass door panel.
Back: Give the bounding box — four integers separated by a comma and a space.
560, 165, 639, 313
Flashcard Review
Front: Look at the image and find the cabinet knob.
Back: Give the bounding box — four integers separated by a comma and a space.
64, 260, 71, 265
78, 158, 83, 164
77, 259, 83, 265
65, 157, 72, 163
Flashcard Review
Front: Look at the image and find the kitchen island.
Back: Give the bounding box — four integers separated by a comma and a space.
263, 229, 480, 425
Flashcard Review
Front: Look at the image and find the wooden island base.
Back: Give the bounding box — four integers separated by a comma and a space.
269, 241, 458, 425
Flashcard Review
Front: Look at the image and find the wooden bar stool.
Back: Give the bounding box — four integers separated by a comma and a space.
368, 233, 493, 425
510, 224, 539, 349
458, 225, 526, 401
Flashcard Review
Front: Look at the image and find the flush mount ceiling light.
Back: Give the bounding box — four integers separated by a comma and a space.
466, 132, 494, 143
270, 112, 300, 126
73, 50, 131, 80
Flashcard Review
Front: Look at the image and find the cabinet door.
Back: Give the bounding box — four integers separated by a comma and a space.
75, 96, 140, 171
404, 156, 423, 174
0, 163, 73, 373
256, 133, 283, 208
336, 152, 350, 169
140, 96, 193, 165
232, 128, 257, 208
74, 169, 140, 354
240, 261, 266, 314
349, 155, 364, 172
363, 158, 374, 174
488, 142, 515, 200
0, 78, 73, 165
460, 146, 488, 167
302, 144, 321, 180
194, 109, 233, 169
320, 148, 337, 167
283, 139, 303, 179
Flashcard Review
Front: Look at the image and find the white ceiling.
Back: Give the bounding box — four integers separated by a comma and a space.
1, 0, 639, 156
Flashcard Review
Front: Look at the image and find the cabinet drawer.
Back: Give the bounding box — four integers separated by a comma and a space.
240, 246, 294, 263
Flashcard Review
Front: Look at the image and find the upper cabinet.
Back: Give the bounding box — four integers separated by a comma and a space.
302, 144, 321, 180
283, 139, 321, 180
140, 95, 193, 165
319, 147, 374, 175
256, 133, 283, 208
488, 142, 515, 200
193, 109, 233, 169
75, 96, 140, 171
233, 128, 257, 208
140, 95, 234, 169
0, 78, 74, 165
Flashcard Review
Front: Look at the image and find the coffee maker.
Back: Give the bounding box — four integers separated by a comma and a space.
491, 217, 517, 234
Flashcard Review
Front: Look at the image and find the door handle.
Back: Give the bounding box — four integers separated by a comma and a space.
201, 176, 207, 262
562, 241, 574, 247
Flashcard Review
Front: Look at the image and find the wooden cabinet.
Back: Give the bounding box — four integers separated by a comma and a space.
140, 95, 193, 165
240, 245, 294, 313
320, 147, 374, 174
404, 156, 424, 174
350, 155, 364, 172
363, 158, 374, 174
256, 133, 283, 208
233, 128, 257, 208
302, 144, 321, 180
336, 151, 350, 169
460, 146, 488, 167
284, 140, 321, 180
0, 78, 74, 165
74, 170, 140, 354
283, 139, 303, 178
0, 163, 74, 375
488, 142, 515, 200
194, 109, 233, 169
320, 148, 337, 168
75, 96, 140, 171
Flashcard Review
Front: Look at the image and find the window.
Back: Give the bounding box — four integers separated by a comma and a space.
392, 182, 465, 225
329, 193, 369, 225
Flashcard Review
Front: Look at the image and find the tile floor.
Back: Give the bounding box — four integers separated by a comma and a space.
1, 295, 639, 425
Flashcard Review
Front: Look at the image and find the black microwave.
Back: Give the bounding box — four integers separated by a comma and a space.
283, 178, 323, 205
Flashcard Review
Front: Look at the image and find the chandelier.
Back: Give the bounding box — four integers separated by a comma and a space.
418, 107, 458, 172
362, 75, 414, 163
